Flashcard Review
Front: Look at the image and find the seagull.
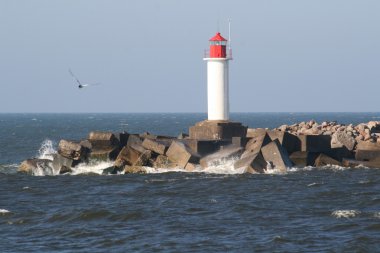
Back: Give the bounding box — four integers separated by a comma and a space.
69, 69, 100, 89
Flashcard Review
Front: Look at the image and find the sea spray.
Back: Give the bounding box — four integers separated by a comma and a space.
70, 160, 115, 175
37, 139, 56, 160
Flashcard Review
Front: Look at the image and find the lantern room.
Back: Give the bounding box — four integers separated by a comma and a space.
209, 32, 227, 58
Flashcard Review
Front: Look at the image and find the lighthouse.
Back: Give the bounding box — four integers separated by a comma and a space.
204, 32, 232, 121
189, 31, 246, 140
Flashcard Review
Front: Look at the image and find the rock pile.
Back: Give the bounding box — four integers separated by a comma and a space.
18, 120, 380, 175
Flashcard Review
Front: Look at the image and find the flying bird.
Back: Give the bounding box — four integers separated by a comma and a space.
69, 69, 100, 89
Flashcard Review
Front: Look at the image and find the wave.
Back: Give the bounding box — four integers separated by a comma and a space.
331, 210, 361, 218
0, 209, 11, 215
70, 161, 115, 175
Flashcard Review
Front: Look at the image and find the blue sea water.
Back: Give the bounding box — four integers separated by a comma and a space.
1, 113, 380, 252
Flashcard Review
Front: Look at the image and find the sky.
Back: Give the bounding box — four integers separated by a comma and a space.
0, 0, 379, 113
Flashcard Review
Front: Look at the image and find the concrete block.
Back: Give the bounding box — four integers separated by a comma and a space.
117, 132, 130, 147
261, 140, 293, 172
52, 153, 79, 174
185, 163, 198, 172
153, 155, 178, 168
89, 146, 120, 161
189, 120, 247, 140
142, 138, 169, 155
246, 128, 267, 138
234, 152, 267, 174
139, 132, 157, 139
325, 147, 354, 162
200, 145, 243, 169
297, 135, 331, 153
355, 141, 380, 161
127, 134, 143, 147
18, 159, 53, 175
88, 131, 120, 149
58, 139, 89, 161
267, 130, 301, 154
232, 137, 249, 147
166, 141, 200, 168
314, 153, 342, 167
114, 144, 149, 168
242, 133, 271, 158
124, 166, 148, 174
343, 158, 380, 169
289, 151, 319, 167
181, 139, 231, 156
177, 133, 189, 139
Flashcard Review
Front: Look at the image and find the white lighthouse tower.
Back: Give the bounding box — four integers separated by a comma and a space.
189, 31, 246, 140
204, 32, 232, 121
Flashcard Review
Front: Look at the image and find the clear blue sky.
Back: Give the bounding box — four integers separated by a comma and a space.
1, 0, 379, 113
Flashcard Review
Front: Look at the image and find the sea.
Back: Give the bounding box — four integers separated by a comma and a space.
1, 112, 380, 252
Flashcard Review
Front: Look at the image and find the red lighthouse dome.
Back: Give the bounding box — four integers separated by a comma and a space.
209, 32, 227, 58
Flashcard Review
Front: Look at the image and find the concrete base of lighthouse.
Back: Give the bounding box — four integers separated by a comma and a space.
189, 120, 247, 141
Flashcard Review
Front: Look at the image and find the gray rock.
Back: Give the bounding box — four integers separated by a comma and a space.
331, 131, 356, 151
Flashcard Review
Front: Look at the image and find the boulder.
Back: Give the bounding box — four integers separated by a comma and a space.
261, 140, 293, 172
142, 138, 170, 155
114, 144, 151, 168
124, 165, 148, 174
166, 141, 200, 168
355, 141, 380, 161
267, 130, 301, 154
58, 139, 89, 161
241, 133, 271, 159
234, 152, 267, 173
331, 131, 356, 150
18, 159, 53, 175
153, 155, 178, 168
289, 151, 319, 167
314, 154, 342, 167
297, 135, 331, 153
200, 145, 243, 169
88, 131, 120, 149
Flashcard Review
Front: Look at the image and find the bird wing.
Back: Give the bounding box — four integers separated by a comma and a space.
68, 69, 82, 86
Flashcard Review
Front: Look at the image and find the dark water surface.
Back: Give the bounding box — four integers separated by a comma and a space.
1, 113, 380, 252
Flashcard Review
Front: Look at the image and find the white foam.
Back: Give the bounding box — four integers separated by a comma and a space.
0, 209, 10, 214
374, 212, 380, 218
37, 139, 56, 160
331, 210, 360, 218
70, 160, 114, 175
